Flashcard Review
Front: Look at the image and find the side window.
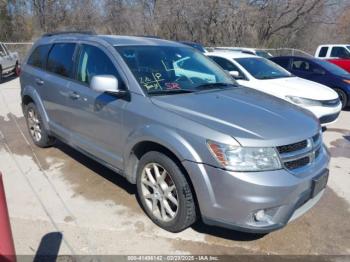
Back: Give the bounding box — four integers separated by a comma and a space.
210, 56, 245, 79
273, 58, 290, 69
292, 59, 311, 72
27, 45, 51, 69
47, 43, 76, 78
0, 44, 6, 57
330, 47, 350, 58
77, 44, 120, 85
318, 47, 328, 58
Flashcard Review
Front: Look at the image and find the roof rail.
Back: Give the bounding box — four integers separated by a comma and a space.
42, 31, 96, 37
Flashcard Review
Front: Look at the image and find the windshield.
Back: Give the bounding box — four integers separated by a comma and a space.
315, 59, 350, 76
115, 46, 235, 95
235, 57, 292, 79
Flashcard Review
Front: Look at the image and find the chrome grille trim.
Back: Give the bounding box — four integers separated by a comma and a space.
278, 132, 322, 172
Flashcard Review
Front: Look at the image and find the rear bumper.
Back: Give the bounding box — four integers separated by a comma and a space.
183, 145, 330, 233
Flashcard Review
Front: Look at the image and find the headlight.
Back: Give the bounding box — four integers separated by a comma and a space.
207, 141, 282, 171
286, 96, 322, 106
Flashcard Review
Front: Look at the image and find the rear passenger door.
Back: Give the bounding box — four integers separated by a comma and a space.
66, 44, 128, 168
42, 43, 77, 136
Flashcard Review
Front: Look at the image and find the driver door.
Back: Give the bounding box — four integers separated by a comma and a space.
66, 44, 129, 168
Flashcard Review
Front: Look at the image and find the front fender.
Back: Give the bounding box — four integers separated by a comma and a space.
21, 85, 50, 130
124, 124, 202, 164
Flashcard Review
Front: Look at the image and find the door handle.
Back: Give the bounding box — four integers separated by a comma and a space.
35, 78, 44, 85
69, 92, 80, 100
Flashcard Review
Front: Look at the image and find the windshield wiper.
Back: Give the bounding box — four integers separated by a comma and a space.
195, 82, 235, 91
148, 89, 195, 96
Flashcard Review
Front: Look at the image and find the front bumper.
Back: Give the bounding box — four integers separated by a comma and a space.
301, 103, 341, 126
183, 145, 330, 233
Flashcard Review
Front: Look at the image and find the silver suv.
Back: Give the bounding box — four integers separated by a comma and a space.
20, 32, 329, 233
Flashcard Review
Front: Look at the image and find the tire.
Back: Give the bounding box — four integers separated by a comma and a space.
0, 68, 3, 83
13, 63, 20, 77
136, 151, 197, 232
24, 102, 55, 147
334, 88, 348, 110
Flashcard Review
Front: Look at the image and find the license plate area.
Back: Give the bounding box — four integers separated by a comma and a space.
311, 169, 329, 198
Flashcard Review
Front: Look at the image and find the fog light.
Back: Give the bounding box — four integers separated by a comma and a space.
254, 210, 269, 222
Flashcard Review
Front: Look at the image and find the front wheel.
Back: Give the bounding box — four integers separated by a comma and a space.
334, 88, 348, 109
136, 151, 197, 232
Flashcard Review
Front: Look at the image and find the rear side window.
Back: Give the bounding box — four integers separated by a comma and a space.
318, 47, 328, 58
330, 47, 350, 58
27, 45, 51, 69
77, 44, 120, 85
47, 43, 76, 78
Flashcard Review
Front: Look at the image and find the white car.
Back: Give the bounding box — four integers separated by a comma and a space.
207, 51, 341, 126
0, 43, 20, 82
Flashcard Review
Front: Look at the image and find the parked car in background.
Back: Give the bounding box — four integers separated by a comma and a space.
179, 41, 207, 53
271, 56, 350, 109
315, 44, 350, 73
0, 43, 20, 82
20, 32, 329, 233
207, 51, 341, 126
214, 47, 273, 58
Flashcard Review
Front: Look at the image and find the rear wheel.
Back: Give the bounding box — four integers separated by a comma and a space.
334, 88, 348, 109
136, 151, 197, 232
0, 68, 3, 83
25, 102, 55, 147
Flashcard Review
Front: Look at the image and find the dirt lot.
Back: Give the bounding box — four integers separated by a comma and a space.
1, 77, 350, 256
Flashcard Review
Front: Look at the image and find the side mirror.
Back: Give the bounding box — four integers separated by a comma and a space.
0, 51, 4, 56
228, 70, 243, 79
90, 75, 127, 97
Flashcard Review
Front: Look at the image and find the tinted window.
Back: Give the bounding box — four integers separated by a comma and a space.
77, 45, 120, 85
27, 45, 51, 69
271, 57, 290, 69
210, 56, 239, 71
292, 59, 325, 74
116, 46, 235, 95
47, 43, 76, 78
330, 47, 350, 58
292, 59, 311, 71
235, 57, 291, 79
319, 47, 328, 58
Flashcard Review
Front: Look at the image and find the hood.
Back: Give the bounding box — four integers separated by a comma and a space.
240, 76, 339, 101
151, 87, 320, 147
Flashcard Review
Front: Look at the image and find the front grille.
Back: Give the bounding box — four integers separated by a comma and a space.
321, 98, 340, 107
285, 156, 310, 170
277, 140, 307, 154
320, 112, 340, 124
277, 132, 322, 172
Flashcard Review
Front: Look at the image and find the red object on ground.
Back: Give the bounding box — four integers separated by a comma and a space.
327, 59, 350, 73
0, 173, 16, 262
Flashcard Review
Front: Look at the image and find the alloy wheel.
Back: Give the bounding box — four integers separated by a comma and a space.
140, 163, 179, 222
27, 108, 42, 142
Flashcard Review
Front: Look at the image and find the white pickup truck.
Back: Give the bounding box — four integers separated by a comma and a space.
0, 43, 20, 82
